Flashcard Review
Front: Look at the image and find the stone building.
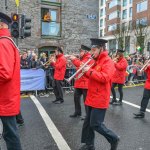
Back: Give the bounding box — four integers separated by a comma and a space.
0, 0, 99, 55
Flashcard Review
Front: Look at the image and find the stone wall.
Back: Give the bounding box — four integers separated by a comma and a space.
0, 0, 98, 53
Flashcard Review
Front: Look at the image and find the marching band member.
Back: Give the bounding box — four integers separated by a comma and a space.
79, 39, 119, 150
0, 12, 22, 150
68, 45, 93, 118
110, 49, 128, 105
133, 60, 150, 118
50, 47, 67, 104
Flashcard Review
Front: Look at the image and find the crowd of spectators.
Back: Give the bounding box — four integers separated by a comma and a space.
110, 53, 149, 85
20, 50, 149, 92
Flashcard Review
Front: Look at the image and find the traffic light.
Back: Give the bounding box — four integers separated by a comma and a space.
11, 13, 19, 38
20, 14, 31, 39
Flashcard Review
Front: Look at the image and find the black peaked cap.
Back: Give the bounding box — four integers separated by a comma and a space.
80, 45, 91, 51
0, 12, 12, 25
90, 38, 108, 46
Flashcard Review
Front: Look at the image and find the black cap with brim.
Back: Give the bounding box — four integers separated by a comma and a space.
80, 45, 91, 51
0, 12, 12, 25
90, 38, 108, 47
117, 49, 125, 53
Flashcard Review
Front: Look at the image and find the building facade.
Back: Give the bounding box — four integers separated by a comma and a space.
0, 0, 99, 55
99, 0, 150, 55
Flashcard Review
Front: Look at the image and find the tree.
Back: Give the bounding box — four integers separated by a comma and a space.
112, 23, 130, 52
132, 20, 150, 54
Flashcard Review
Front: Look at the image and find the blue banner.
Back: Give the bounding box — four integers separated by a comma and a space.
21, 69, 45, 91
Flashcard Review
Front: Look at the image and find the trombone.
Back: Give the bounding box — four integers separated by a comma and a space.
65, 54, 94, 83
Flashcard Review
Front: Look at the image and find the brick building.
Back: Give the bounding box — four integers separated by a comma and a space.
0, 0, 98, 55
99, 0, 150, 55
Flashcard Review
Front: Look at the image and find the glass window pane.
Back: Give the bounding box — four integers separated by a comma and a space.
129, 7, 132, 17
42, 22, 60, 36
50, 10, 57, 21
137, 0, 148, 13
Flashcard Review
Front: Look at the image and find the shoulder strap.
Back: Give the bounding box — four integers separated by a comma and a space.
0, 36, 19, 51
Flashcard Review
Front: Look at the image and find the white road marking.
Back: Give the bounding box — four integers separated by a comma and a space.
30, 95, 71, 150
110, 96, 150, 113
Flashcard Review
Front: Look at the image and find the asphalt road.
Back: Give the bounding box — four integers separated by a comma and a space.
0, 86, 150, 150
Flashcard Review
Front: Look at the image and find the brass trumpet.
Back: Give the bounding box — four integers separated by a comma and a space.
65, 54, 94, 83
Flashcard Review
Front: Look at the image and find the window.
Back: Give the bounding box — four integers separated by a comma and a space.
123, 0, 127, 7
108, 11, 120, 20
136, 18, 148, 26
109, 0, 121, 9
122, 9, 127, 19
41, 7, 61, 37
137, 0, 148, 13
100, 0, 105, 6
100, 19, 103, 27
100, 30, 103, 37
129, 7, 132, 17
130, 0, 133, 4
108, 24, 117, 31
100, 9, 104, 17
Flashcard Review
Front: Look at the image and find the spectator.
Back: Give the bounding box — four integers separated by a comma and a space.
20, 51, 31, 69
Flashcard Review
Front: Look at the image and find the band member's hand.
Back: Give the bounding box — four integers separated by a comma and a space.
69, 55, 76, 60
82, 66, 90, 73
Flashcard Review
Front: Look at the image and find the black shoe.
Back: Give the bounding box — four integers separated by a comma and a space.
115, 101, 122, 105
110, 99, 117, 105
70, 113, 81, 118
133, 111, 145, 118
53, 100, 64, 104
79, 144, 95, 150
110, 137, 120, 150
52, 99, 59, 103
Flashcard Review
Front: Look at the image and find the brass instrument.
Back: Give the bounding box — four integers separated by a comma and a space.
75, 62, 95, 80
65, 54, 94, 83
140, 59, 150, 72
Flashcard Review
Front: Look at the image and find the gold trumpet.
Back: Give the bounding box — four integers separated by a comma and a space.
65, 54, 94, 83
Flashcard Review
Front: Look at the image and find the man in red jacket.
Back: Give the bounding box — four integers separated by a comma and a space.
50, 47, 67, 104
0, 12, 22, 150
68, 45, 93, 118
79, 39, 119, 150
110, 49, 128, 105
133, 62, 150, 118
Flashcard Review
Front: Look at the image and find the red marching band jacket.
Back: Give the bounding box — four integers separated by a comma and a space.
144, 66, 150, 89
0, 29, 20, 116
72, 53, 94, 89
51, 53, 67, 80
84, 51, 115, 109
112, 57, 128, 84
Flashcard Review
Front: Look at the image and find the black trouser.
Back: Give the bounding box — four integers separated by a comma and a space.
81, 106, 118, 145
111, 83, 123, 102
53, 80, 64, 101
140, 88, 150, 112
73, 88, 87, 115
0, 116, 22, 150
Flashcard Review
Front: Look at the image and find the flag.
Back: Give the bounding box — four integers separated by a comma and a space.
15, 0, 19, 7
